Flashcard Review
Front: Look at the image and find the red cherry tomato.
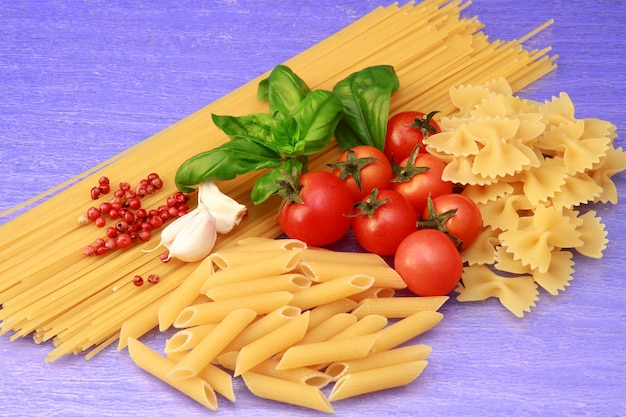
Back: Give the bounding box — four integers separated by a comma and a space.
394, 229, 463, 296
330, 145, 394, 202
391, 151, 453, 215
278, 171, 353, 247
384, 110, 441, 163
351, 189, 417, 256
421, 193, 482, 250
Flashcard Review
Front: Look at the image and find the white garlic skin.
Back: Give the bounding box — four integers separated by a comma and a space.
198, 181, 248, 234
164, 206, 217, 262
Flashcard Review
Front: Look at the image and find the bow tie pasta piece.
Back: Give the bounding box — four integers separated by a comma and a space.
499, 205, 583, 274
539, 92, 577, 127
571, 210, 608, 259
476, 190, 533, 232
461, 182, 514, 205
588, 146, 626, 204
460, 227, 501, 266
549, 171, 603, 210
520, 156, 569, 206
441, 154, 493, 186
456, 264, 538, 318
423, 129, 480, 157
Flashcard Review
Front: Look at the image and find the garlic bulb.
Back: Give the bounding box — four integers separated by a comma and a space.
162, 205, 217, 262
198, 181, 248, 234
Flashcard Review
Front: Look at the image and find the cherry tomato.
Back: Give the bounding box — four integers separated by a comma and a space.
329, 146, 393, 202
351, 189, 417, 256
384, 110, 440, 163
278, 171, 353, 247
421, 193, 482, 250
394, 229, 463, 296
391, 150, 453, 215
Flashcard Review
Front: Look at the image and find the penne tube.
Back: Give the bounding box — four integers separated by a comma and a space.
200, 250, 302, 293
173, 291, 293, 328
158, 256, 214, 331
296, 261, 406, 288
276, 334, 380, 370
372, 311, 444, 352
221, 305, 301, 353
289, 275, 375, 311
210, 249, 290, 269
235, 311, 310, 376
347, 287, 395, 302
325, 344, 433, 380
167, 352, 236, 403
351, 296, 449, 319
248, 359, 333, 389
297, 313, 358, 346
328, 360, 429, 401
234, 236, 307, 251
164, 323, 218, 354
117, 296, 163, 350
329, 314, 388, 341
205, 273, 311, 301
127, 338, 218, 411
299, 248, 389, 267
168, 308, 257, 380
241, 371, 334, 414
307, 298, 358, 329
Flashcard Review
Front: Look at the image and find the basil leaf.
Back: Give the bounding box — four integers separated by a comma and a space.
250, 159, 303, 205
257, 77, 269, 102
175, 137, 283, 193
272, 89, 343, 156
212, 113, 273, 144
332, 65, 400, 151
266, 65, 311, 114
333, 119, 364, 150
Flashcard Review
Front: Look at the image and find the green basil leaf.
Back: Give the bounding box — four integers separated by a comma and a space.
175, 137, 283, 193
267, 65, 311, 114
332, 65, 400, 151
333, 119, 365, 150
281, 89, 343, 156
250, 159, 303, 205
257, 77, 269, 102
211, 113, 273, 144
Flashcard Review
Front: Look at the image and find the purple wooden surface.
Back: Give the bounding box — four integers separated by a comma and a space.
1, 1, 625, 416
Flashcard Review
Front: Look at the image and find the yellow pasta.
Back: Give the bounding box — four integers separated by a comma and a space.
325, 344, 432, 380
235, 311, 310, 376
164, 323, 219, 354
117, 297, 163, 350
167, 351, 236, 403
241, 371, 334, 414
289, 274, 375, 311
168, 308, 257, 380
173, 291, 293, 328
205, 273, 311, 301
276, 334, 380, 370
371, 311, 444, 353
296, 261, 406, 288
127, 338, 218, 411
351, 296, 449, 319
328, 360, 429, 402
295, 313, 358, 346
329, 314, 388, 341
307, 298, 359, 329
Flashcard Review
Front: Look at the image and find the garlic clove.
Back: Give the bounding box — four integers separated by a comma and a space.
198, 181, 248, 234
142, 206, 201, 254
165, 206, 217, 262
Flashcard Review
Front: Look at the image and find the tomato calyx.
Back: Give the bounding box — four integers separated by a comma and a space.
349, 188, 388, 218
327, 149, 378, 193
418, 196, 462, 249
274, 168, 304, 213
390, 145, 430, 182
405, 110, 440, 138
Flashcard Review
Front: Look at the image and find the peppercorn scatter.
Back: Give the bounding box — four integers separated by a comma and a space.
132, 273, 160, 287
80, 173, 189, 257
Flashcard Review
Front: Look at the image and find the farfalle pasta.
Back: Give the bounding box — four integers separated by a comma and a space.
423, 78, 626, 317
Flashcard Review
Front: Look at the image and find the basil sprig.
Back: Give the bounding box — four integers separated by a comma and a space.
175, 64, 399, 205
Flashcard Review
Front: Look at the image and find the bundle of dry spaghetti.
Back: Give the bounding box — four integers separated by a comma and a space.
0, 0, 556, 361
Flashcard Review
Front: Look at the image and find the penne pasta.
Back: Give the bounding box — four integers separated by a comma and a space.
200, 250, 302, 293
299, 248, 389, 267
157, 256, 214, 331
167, 351, 236, 403
328, 360, 429, 401
296, 313, 358, 346
241, 371, 334, 414
173, 291, 293, 328
168, 308, 257, 380
351, 296, 449, 319
276, 334, 380, 370
347, 287, 395, 302
296, 261, 406, 288
234, 236, 307, 251
235, 310, 310, 376
329, 314, 388, 341
289, 274, 375, 311
372, 311, 444, 353
117, 296, 163, 350
205, 273, 311, 301
210, 249, 290, 269
325, 344, 433, 380
127, 338, 218, 411
307, 298, 359, 329
246, 359, 333, 389
164, 323, 218, 354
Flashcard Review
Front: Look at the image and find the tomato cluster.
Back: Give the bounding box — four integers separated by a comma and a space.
276, 110, 483, 297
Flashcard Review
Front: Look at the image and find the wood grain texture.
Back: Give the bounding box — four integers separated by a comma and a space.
1, 1, 625, 416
